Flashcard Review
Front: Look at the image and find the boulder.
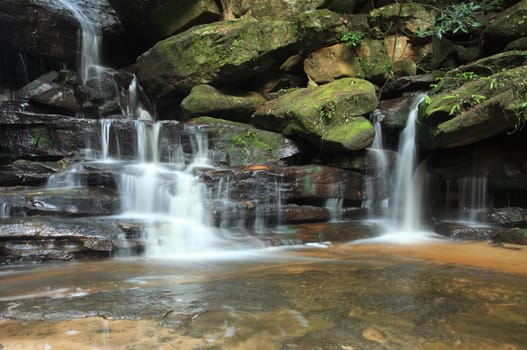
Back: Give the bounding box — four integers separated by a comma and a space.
434, 222, 499, 240
136, 17, 299, 97
136, 10, 350, 98
0, 160, 66, 186
109, 0, 221, 47
478, 207, 527, 227
418, 65, 527, 149
181, 85, 266, 122
253, 78, 377, 152
187, 117, 300, 166
485, 0, 527, 48
0, 187, 120, 217
228, 0, 327, 19
368, 3, 437, 38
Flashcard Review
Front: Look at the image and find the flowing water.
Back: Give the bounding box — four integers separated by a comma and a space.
1, 241, 527, 350
56, 0, 102, 83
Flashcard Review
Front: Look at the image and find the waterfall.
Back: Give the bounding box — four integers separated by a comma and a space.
56, 0, 102, 83
390, 94, 426, 232
355, 93, 436, 244
458, 177, 488, 222
0, 203, 10, 218
362, 109, 390, 215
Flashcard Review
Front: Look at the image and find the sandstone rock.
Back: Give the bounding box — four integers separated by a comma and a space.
181, 85, 265, 122
187, 117, 300, 166
253, 78, 377, 152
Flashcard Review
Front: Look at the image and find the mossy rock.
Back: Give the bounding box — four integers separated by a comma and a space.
418, 65, 527, 149
181, 85, 266, 122
486, 0, 527, 43
230, 0, 327, 19
136, 18, 299, 97
187, 117, 300, 166
253, 78, 377, 152
368, 3, 437, 38
431, 50, 527, 93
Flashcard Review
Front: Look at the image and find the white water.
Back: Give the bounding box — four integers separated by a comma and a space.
458, 176, 488, 222
362, 109, 390, 214
0, 203, 10, 218
356, 94, 437, 244
56, 0, 102, 83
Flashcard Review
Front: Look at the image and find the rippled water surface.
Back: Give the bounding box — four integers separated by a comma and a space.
1, 242, 527, 350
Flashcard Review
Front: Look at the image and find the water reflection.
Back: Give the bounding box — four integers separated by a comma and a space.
1, 243, 527, 349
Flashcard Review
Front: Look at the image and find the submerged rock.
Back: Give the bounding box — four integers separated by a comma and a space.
253, 78, 377, 152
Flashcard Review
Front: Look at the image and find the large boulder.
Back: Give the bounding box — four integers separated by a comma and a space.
418, 64, 527, 149
109, 0, 221, 48
136, 18, 299, 97
181, 85, 265, 122
187, 117, 300, 166
228, 0, 327, 19
253, 78, 377, 152
485, 0, 527, 48
136, 10, 350, 98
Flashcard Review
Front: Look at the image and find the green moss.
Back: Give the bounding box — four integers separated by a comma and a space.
31, 127, 52, 149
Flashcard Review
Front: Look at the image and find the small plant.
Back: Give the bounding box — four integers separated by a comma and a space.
455, 71, 479, 81
341, 31, 365, 48
432, 1, 483, 39
318, 100, 337, 123
442, 93, 486, 115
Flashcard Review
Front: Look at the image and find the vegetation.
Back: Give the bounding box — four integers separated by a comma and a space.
340, 31, 366, 48
442, 92, 487, 115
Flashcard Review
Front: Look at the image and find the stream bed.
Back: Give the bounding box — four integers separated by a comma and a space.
1, 241, 527, 350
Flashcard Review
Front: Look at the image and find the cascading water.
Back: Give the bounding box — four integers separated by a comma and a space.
390, 94, 426, 232
56, 0, 102, 83
362, 109, 390, 214
358, 93, 436, 244
457, 176, 488, 222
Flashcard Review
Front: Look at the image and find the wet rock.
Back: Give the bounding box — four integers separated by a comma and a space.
0, 160, 65, 186
492, 228, 527, 245
0, 218, 127, 262
376, 95, 418, 134
478, 207, 527, 227
188, 117, 300, 166
0, 187, 120, 217
0, 0, 124, 66
282, 204, 330, 224
181, 85, 266, 122
382, 71, 444, 98
17, 71, 80, 113
253, 78, 377, 152
283, 165, 364, 201
434, 223, 499, 241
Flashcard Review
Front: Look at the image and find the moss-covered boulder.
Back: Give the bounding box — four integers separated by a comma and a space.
253, 78, 377, 152
304, 38, 392, 84
136, 18, 299, 97
228, 0, 327, 19
368, 3, 437, 38
418, 65, 527, 150
181, 85, 266, 122
109, 0, 221, 46
485, 0, 527, 46
187, 117, 300, 166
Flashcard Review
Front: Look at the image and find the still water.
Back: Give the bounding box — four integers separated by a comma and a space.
1, 241, 527, 350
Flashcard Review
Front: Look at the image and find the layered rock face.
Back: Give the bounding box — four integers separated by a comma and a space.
2, 0, 527, 262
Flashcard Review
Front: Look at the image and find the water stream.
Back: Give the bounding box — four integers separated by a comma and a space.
56, 0, 102, 83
